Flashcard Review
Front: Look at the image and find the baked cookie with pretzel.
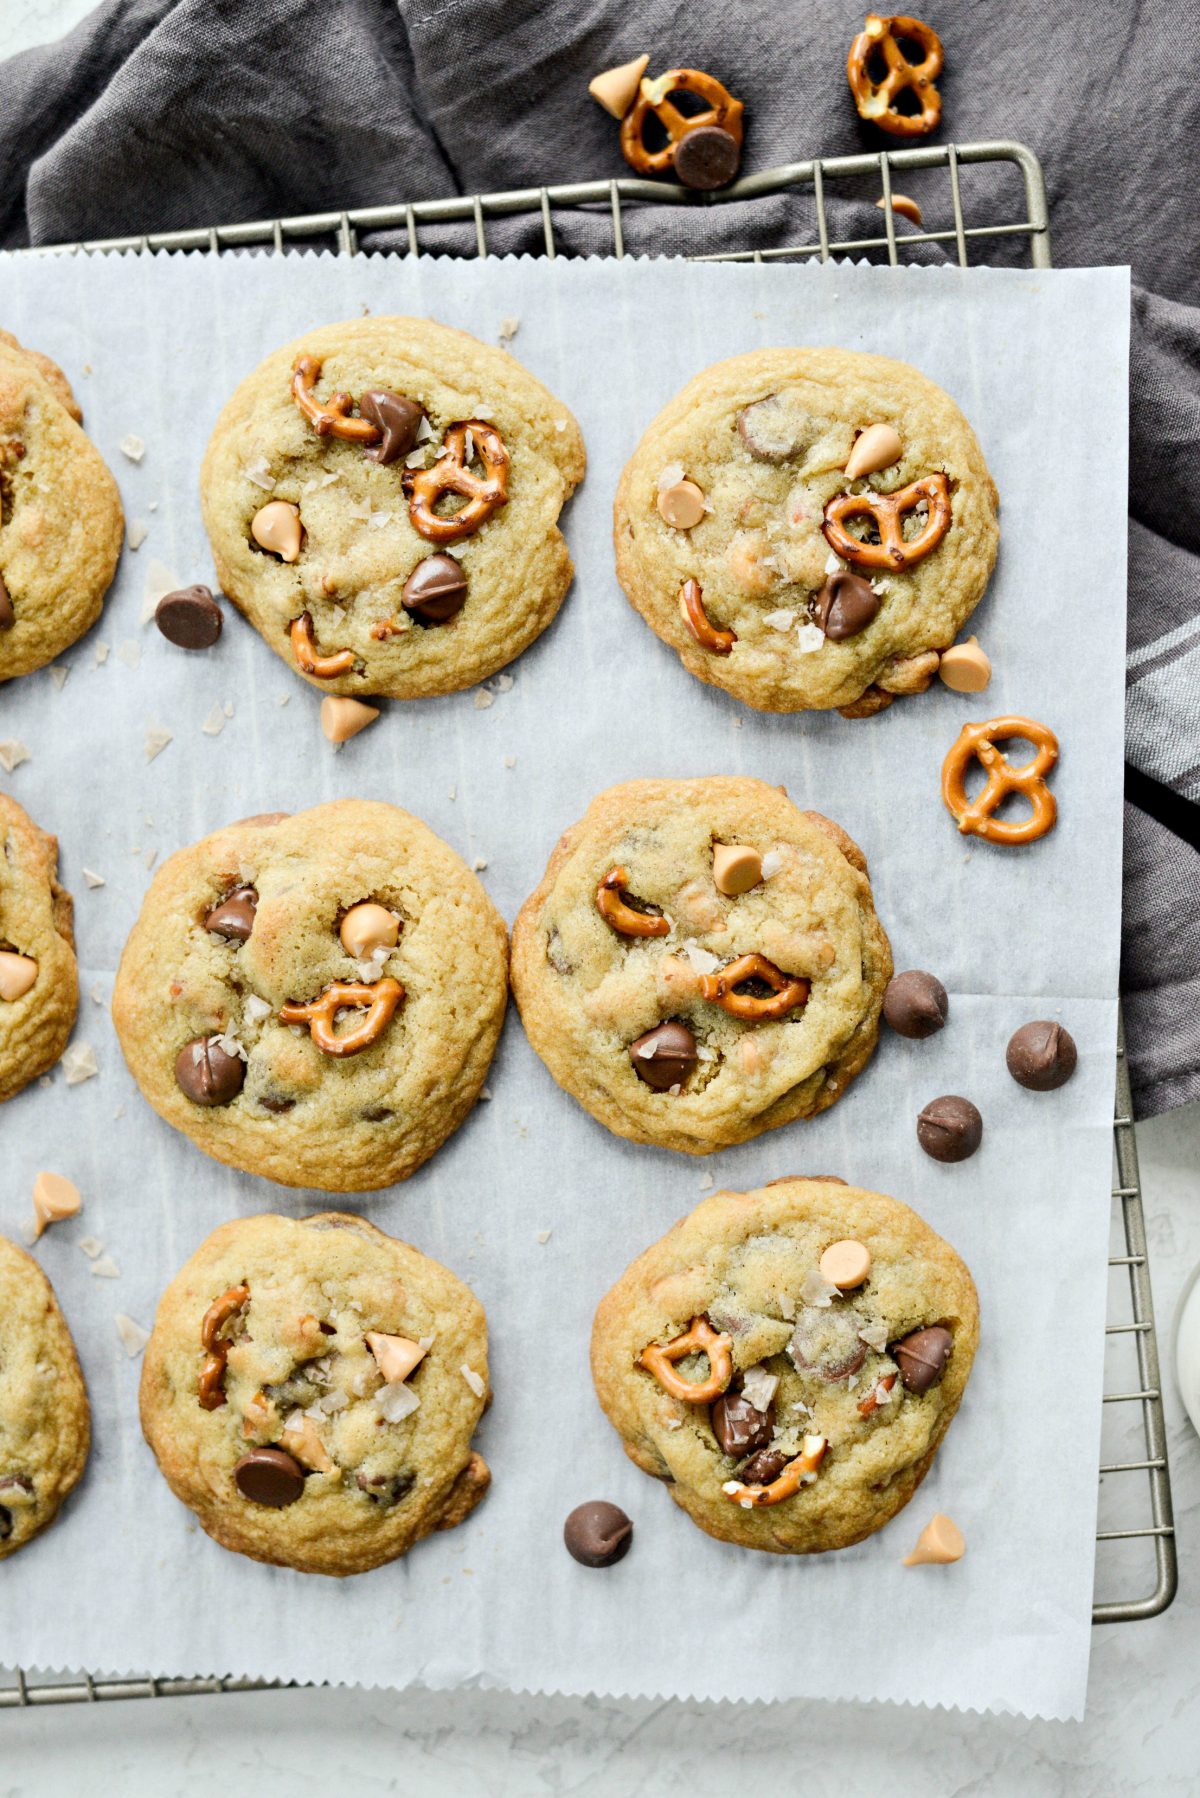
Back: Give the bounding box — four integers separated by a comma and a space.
591, 1176, 977, 1554
614, 346, 998, 716
0, 335, 124, 681
0, 792, 78, 1104
140, 1211, 490, 1576
510, 777, 891, 1154
112, 801, 507, 1191
0, 1234, 90, 1561
200, 316, 585, 700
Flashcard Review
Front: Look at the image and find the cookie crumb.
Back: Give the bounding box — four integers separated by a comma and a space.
503, 756, 516, 769
82, 868, 106, 888
473, 689, 494, 710
471, 856, 488, 872
119, 433, 146, 463
498, 315, 520, 346
534, 1229, 552, 1244
94, 641, 110, 665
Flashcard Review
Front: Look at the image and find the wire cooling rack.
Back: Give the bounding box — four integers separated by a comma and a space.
0, 139, 1174, 1709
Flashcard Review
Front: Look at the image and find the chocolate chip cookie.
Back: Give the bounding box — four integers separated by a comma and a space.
0, 793, 78, 1104
510, 778, 891, 1153
0, 336, 124, 680
591, 1176, 978, 1553
139, 1212, 490, 1576
200, 316, 585, 699
614, 347, 998, 715
0, 1233, 90, 1559
111, 801, 507, 1191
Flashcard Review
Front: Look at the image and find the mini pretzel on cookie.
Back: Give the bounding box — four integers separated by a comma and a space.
596, 867, 670, 938
679, 578, 736, 654
941, 716, 1059, 845
619, 69, 744, 176
279, 978, 405, 1056
289, 611, 356, 679
639, 1316, 733, 1403
823, 473, 951, 571
699, 953, 810, 1022
291, 354, 381, 443
198, 1283, 249, 1411
402, 422, 510, 544
846, 14, 943, 138
722, 1435, 828, 1507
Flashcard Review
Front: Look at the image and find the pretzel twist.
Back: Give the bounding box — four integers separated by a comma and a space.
620, 69, 744, 175
857, 1372, 897, 1417
292, 354, 382, 443
596, 867, 670, 938
289, 611, 356, 679
723, 1435, 828, 1507
402, 421, 510, 543
279, 978, 405, 1056
846, 14, 943, 138
699, 953, 810, 1021
198, 1283, 249, 1412
638, 1316, 733, 1403
941, 716, 1059, 845
679, 578, 736, 655
823, 473, 951, 571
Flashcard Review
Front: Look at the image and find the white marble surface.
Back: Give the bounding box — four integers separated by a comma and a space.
2, 2, 1197, 1787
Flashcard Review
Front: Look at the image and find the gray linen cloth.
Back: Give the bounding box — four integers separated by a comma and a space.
2, 0, 1198, 1113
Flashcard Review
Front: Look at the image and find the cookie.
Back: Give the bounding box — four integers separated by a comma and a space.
111, 801, 508, 1191
200, 315, 585, 700
0, 793, 78, 1103
0, 1234, 90, 1559
0, 338, 124, 680
510, 777, 891, 1154
613, 347, 998, 715
139, 1212, 490, 1576
0, 331, 83, 422
591, 1177, 978, 1553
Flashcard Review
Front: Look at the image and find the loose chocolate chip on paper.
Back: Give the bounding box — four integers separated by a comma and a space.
175, 1036, 245, 1107
673, 123, 741, 190
563, 1500, 634, 1567
813, 571, 880, 641
0, 572, 13, 630
883, 970, 948, 1039
234, 1447, 306, 1508
916, 1095, 982, 1163
737, 1447, 791, 1487
402, 554, 468, 624
361, 390, 425, 465
629, 1020, 698, 1090
892, 1325, 954, 1393
203, 885, 258, 941
1006, 1020, 1077, 1091
711, 1390, 775, 1459
155, 584, 223, 649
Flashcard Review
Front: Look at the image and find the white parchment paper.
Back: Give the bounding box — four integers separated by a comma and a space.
0, 252, 1129, 1720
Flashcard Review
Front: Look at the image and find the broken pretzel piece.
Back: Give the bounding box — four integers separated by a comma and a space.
596, 867, 670, 938
679, 578, 736, 655
279, 977, 404, 1056
290, 611, 355, 679
699, 953, 810, 1022
722, 1434, 828, 1506
198, 1283, 249, 1411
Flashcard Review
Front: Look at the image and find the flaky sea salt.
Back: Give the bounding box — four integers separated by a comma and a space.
141, 559, 179, 624
244, 456, 276, 491
201, 702, 226, 737
473, 689, 494, 710
244, 994, 272, 1025
377, 1382, 420, 1424
0, 739, 30, 773
798, 1267, 839, 1309
656, 461, 686, 491
127, 519, 148, 550
796, 621, 825, 654
680, 939, 722, 976
144, 723, 173, 762
760, 850, 784, 880
741, 1365, 780, 1412
858, 1322, 889, 1352
62, 1043, 99, 1086
763, 609, 796, 632
115, 1315, 150, 1358
460, 1365, 486, 1398
90, 1255, 121, 1279
119, 433, 145, 463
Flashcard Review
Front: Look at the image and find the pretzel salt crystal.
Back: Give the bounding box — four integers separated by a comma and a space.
279, 978, 405, 1056
638, 1316, 733, 1403
699, 953, 810, 1022
596, 867, 670, 938
289, 611, 356, 679
722, 1434, 828, 1507
823, 472, 951, 571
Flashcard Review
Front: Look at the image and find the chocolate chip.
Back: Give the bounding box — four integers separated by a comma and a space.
233, 1447, 306, 1507
361, 1105, 393, 1122
736, 394, 809, 463
788, 1305, 867, 1381
916, 1095, 982, 1162
203, 885, 257, 941
1006, 1020, 1078, 1091
738, 1447, 790, 1486
883, 970, 948, 1039
174, 1036, 245, 1107
629, 1020, 697, 1090
259, 1093, 295, 1114
355, 1470, 415, 1505
563, 1500, 633, 1567
361, 390, 424, 465
892, 1325, 954, 1393
813, 571, 881, 641
710, 1390, 775, 1459
0, 572, 13, 630
0, 1506, 11, 1539
155, 584, 223, 650
402, 553, 467, 624
672, 123, 741, 190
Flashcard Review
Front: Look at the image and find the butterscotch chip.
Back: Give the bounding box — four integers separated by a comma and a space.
588, 53, 649, 118
320, 696, 380, 744
32, 1172, 82, 1237
339, 901, 400, 959
0, 951, 38, 1003
818, 1238, 871, 1289
365, 1329, 430, 1383
938, 636, 992, 693
250, 500, 303, 562
877, 193, 923, 228
843, 422, 902, 481
712, 843, 763, 896
657, 478, 706, 530
904, 1511, 965, 1565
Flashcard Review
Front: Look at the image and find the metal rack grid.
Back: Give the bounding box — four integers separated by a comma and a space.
0, 139, 1173, 1709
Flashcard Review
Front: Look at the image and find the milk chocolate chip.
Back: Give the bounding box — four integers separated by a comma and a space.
203, 885, 257, 941
738, 1447, 790, 1486
563, 1499, 633, 1567
736, 393, 809, 463
673, 123, 741, 190
0, 572, 13, 630
916, 1095, 982, 1162
813, 571, 880, 641
402, 554, 467, 624
155, 584, 223, 650
175, 1036, 245, 1106
361, 390, 424, 465
788, 1305, 867, 1381
1006, 1020, 1077, 1091
883, 970, 948, 1039
233, 1447, 306, 1507
710, 1389, 774, 1459
629, 1020, 697, 1090
892, 1325, 953, 1393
